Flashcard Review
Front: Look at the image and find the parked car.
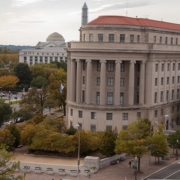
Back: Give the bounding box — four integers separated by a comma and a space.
0, 93, 5, 97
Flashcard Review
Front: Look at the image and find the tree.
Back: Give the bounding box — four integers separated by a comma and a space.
14, 63, 32, 90
99, 130, 116, 156
167, 130, 180, 150
115, 118, 151, 171
0, 75, 19, 89
0, 103, 12, 126
48, 68, 67, 115
0, 145, 22, 180
20, 87, 50, 114
30, 75, 48, 88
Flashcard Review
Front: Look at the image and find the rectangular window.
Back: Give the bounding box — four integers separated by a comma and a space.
35, 56, 38, 62
178, 63, 180, 70
107, 61, 114, 72
178, 76, 180, 83
45, 57, 48, 63
55, 57, 58, 61
106, 125, 112, 131
160, 36, 162, 44
122, 125, 128, 130
154, 110, 158, 117
172, 89, 174, 100
155, 64, 158, 72
176, 118, 180, 125
154, 92, 157, 103
107, 92, 113, 105
130, 34, 134, 43
98, 34, 103, 42
176, 38, 178, 45
122, 113, 128, 120
89, 34, 93, 42
137, 77, 140, 86
97, 77, 100, 86
173, 63, 175, 71
121, 62, 125, 72
171, 37, 173, 44
165, 37, 168, 44
91, 112, 96, 119
167, 77, 169, 84
83, 61, 86, 70
161, 64, 164, 71
177, 89, 179, 99
167, 63, 170, 71
106, 113, 112, 120
154, 36, 156, 43
97, 61, 101, 71
83, 34, 86, 41
120, 34, 125, 42
82, 90, 85, 102
109, 34, 114, 42
96, 92, 100, 105
30, 56, 33, 61
70, 109, 73, 116
91, 125, 96, 132
78, 111, 82, 118
107, 77, 114, 86
161, 109, 164, 116
161, 77, 163, 85
155, 78, 158, 86
137, 35, 140, 43
120, 92, 124, 105
160, 91, 163, 102
177, 105, 180, 112
172, 106, 174, 113
166, 90, 169, 101
172, 76, 175, 84
120, 78, 124, 86
83, 76, 85, 84
137, 112, 141, 118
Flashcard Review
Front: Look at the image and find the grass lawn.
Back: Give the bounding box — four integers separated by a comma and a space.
0, 99, 5, 103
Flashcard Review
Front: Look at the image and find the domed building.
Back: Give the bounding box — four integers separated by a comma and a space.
19, 32, 67, 65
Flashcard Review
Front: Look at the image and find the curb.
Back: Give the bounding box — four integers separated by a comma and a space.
141, 159, 180, 180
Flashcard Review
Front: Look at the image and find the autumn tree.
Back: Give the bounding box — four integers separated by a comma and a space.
30, 75, 48, 88
0, 75, 19, 89
115, 118, 151, 171
48, 68, 67, 115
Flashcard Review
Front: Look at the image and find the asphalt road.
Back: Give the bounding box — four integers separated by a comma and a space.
148, 162, 180, 180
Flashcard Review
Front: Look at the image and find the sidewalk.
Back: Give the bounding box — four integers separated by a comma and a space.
14, 147, 178, 180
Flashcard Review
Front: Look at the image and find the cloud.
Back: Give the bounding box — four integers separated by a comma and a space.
12, 0, 43, 7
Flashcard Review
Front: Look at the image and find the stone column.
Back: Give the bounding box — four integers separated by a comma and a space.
158, 61, 161, 104
114, 60, 121, 105
175, 60, 178, 99
67, 55, 71, 100
76, 59, 81, 103
163, 61, 167, 103
100, 60, 106, 105
128, 60, 135, 105
70, 59, 76, 102
86, 59, 92, 104
139, 61, 145, 104
169, 60, 172, 101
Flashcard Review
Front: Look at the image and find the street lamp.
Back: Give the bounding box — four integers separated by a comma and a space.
76, 124, 80, 180
176, 139, 179, 160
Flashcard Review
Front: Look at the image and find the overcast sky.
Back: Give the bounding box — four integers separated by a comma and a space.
1, 0, 180, 45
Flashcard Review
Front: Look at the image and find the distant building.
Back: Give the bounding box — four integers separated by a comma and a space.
66, 15, 180, 132
19, 32, 67, 65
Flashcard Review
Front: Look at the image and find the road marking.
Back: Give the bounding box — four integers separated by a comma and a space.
163, 169, 180, 180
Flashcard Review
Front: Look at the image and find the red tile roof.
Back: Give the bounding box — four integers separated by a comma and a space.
87, 16, 180, 31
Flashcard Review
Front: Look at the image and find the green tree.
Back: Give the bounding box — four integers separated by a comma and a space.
30, 75, 48, 88
115, 118, 151, 171
0, 103, 12, 126
167, 130, 180, 150
14, 63, 32, 90
99, 130, 116, 156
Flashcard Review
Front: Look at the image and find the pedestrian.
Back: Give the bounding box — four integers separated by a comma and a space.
129, 160, 132, 168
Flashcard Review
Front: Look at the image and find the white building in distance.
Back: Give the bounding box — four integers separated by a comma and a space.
19, 32, 67, 65
66, 15, 180, 132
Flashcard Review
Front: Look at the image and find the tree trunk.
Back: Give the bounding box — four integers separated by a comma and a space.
63, 103, 66, 116
138, 157, 141, 172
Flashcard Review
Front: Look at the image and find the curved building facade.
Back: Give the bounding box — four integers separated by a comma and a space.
66, 16, 180, 132
19, 32, 67, 65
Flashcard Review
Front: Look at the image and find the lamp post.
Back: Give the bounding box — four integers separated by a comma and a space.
176, 139, 179, 160
76, 124, 80, 180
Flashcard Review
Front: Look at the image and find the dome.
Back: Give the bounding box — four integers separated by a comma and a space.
46, 32, 65, 42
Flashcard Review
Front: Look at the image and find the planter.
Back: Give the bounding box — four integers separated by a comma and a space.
23, 166, 31, 173
46, 168, 54, 175
84, 169, 90, 176
90, 167, 97, 173
70, 170, 78, 176
35, 167, 42, 174
58, 169, 66, 176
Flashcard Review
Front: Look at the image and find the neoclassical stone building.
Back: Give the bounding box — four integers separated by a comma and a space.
66, 15, 180, 132
19, 32, 67, 65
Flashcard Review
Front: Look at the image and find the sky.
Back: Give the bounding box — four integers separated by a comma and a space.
1, 0, 180, 46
